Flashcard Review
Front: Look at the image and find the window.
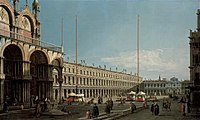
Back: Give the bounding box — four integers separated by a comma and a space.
72, 77, 75, 85
64, 76, 66, 84
55, 89, 58, 100
64, 89, 67, 98
55, 75, 58, 84
68, 76, 71, 85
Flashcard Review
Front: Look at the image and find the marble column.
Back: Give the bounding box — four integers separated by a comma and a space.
0, 80, 4, 110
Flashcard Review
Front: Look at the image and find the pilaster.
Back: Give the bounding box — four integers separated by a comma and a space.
23, 60, 32, 80
0, 80, 4, 111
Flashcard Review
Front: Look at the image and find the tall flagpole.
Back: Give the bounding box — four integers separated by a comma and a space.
61, 17, 64, 53
59, 17, 64, 104
137, 15, 140, 93
75, 15, 78, 94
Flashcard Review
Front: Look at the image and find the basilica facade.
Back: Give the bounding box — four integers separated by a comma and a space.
0, 0, 63, 110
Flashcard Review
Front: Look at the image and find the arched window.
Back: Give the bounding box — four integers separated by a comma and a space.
64, 89, 67, 98
0, 6, 10, 36
64, 76, 66, 84
55, 89, 58, 100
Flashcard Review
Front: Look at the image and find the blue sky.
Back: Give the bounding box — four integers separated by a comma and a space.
26, 0, 199, 80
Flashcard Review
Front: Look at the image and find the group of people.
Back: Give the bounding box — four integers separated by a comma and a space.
34, 97, 51, 117
97, 96, 103, 104
86, 98, 114, 119
86, 103, 99, 119
104, 98, 114, 114
162, 98, 171, 111
179, 95, 190, 116
3, 96, 23, 113
150, 102, 160, 116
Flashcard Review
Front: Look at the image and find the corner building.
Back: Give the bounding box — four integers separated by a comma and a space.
0, 0, 63, 110
189, 9, 200, 109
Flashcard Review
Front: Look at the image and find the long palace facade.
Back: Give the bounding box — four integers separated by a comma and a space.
53, 62, 140, 102
0, 0, 63, 110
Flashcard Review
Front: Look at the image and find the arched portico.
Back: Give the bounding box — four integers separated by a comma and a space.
30, 50, 50, 101
3, 44, 30, 105
51, 59, 63, 103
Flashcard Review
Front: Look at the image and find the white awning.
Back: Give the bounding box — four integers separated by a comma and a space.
128, 91, 136, 95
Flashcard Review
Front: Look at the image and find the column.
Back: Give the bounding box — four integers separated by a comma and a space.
0, 56, 5, 110
0, 80, 4, 110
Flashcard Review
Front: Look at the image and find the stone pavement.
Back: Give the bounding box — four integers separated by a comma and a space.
118, 99, 200, 120
2, 96, 192, 120
0, 101, 141, 120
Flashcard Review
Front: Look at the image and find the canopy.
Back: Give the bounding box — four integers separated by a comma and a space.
128, 91, 136, 95
76, 94, 84, 97
137, 91, 146, 95
68, 92, 76, 96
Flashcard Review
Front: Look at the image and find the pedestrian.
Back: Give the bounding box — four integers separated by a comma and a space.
21, 102, 24, 110
130, 102, 136, 113
34, 96, 41, 117
150, 102, 154, 115
3, 100, 8, 113
98, 96, 101, 104
105, 102, 111, 114
186, 95, 190, 113
100, 96, 103, 103
143, 100, 148, 109
92, 103, 99, 118
86, 110, 92, 119
154, 103, 159, 116
109, 98, 113, 110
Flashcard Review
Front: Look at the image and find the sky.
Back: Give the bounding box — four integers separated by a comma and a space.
24, 0, 199, 80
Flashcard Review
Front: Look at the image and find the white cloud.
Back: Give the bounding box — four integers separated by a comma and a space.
101, 49, 179, 76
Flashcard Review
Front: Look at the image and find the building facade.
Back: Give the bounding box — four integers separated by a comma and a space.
166, 77, 182, 95
0, 0, 63, 110
189, 9, 200, 107
140, 77, 186, 96
53, 62, 140, 102
181, 80, 192, 95
141, 79, 167, 96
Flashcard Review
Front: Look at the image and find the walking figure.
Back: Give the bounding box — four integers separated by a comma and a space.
154, 103, 159, 116
92, 103, 99, 118
105, 102, 111, 114
109, 98, 113, 110
86, 110, 92, 119
150, 102, 155, 115
130, 102, 136, 113
3, 101, 8, 113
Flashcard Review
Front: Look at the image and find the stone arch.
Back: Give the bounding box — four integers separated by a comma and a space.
0, 42, 25, 60
28, 49, 50, 64
30, 50, 48, 77
3, 44, 24, 104
0, 5, 14, 37
20, 8, 36, 30
51, 58, 63, 73
17, 14, 35, 41
0, 3, 14, 28
30, 50, 49, 100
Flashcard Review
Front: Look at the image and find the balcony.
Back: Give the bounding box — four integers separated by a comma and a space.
0, 28, 62, 52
